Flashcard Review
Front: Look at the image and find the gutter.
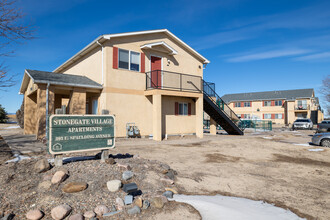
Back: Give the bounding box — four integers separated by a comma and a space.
46, 82, 50, 144
96, 40, 104, 85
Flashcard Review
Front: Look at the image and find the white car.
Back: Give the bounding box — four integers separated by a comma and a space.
292, 119, 313, 130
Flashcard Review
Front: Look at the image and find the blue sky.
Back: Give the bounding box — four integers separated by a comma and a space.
1, 0, 329, 113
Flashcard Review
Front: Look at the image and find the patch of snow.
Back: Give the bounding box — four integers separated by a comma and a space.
294, 143, 311, 147
308, 149, 324, 152
171, 194, 304, 220
48, 156, 96, 164
2, 125, 20, 129
5, 154, 31, 163
262, 137, 273, 139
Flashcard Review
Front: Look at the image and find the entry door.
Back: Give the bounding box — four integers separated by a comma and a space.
151, 56, 162, 88
92, 99, 98, 115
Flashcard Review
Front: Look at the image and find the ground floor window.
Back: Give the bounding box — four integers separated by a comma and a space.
179, 103, 188, 115
264, 114, 271, 119
275, 113, 283, 119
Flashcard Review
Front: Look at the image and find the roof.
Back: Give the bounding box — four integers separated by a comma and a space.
221, 88, 315, 103
19, 69, 103, 94
54, 29, 210, 72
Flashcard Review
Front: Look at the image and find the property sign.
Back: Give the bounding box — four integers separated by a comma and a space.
48, 115, 115, 154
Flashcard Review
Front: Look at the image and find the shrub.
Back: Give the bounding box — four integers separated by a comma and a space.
16, 98, 24, 128
0, 104, 8, 123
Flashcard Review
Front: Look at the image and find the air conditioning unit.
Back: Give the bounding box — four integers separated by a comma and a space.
126, 123, 140, 138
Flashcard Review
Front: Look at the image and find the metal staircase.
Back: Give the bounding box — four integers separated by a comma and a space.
203, 81, 244, 135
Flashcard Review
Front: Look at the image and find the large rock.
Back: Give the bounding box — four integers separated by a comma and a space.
165, 187, 179, 194
142, 200, 150, 210
106, 180, 121, 192
51, 171, 68, 184
68, 214, 83, 220
62, 182, 87, 193
83, 211, 95, 218
26, 209, 43, 220
122, 171, 133, 181
134, 197, 143, 208
127, 206, 141, 215
105, 158, 115, 165
151, 197, 165, 208
115, 198, 125, 211
163, 191, 174, 199
94, 205, 109, 216
34, 159, 51, 173
51, 204, 72, 220
165, 170, 175, 180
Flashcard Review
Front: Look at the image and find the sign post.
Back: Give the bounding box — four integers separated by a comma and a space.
48, 115, 115, 166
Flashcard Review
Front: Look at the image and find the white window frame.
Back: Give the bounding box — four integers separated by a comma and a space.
264, 114, 271, 119
235, 102, 241, 107
264, 101, 271, 107
275, 100, 282, 106
118, 48, 140, 72
275, 114, 282, 119
179, 102, 188, 116
244, 102, 251, 107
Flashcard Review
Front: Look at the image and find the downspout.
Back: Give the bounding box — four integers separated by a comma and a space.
96, 40, 104, 85
46, 83, 50, 143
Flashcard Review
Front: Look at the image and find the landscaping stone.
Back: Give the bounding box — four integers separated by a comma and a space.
94, 205, 109, 216
165, 187, 179, 194
34, 159, 51, 173
106, 180, 121, 192
142, 200, 150, 210
103, 210, 122, 217
115, 198, 125, 210
127, 206, 141, 215
122, 183, 138, 193
160, 164, 170, 174
151, 197, 165, 208
165, 170, 175, 180
51, 171, 68, 184
62, 182, 87, 193
68, 214, 83, 220
163, 190, 174, 199
26, 209, 43, 220
117, 163, 131, 170
134, 197, 143, 208
122, 171, 133, 181
124, 195, 133, 205
105, 158, 115, 165
51, 204, 72, 220
1, 213, 14, 220
83, 211, 95, 218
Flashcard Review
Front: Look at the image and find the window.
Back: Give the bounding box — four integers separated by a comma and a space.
235, 102, 241, 107
244, 102, 251, 107
118, 49, 140, 71
264, 101, 271, 106
275, 100, 282, 106
275, 114, 282, 119
243, 114, 250, 119
264, 114, 271, 119
179, 103, 188, 115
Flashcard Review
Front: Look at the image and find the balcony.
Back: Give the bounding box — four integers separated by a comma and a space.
295, 104, 310, 111
146, 70, 202, 93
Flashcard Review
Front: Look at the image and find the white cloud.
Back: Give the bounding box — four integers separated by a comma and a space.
294, 52, 330, 61
226, 49, 309, 62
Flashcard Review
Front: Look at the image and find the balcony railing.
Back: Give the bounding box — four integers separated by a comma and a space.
146, 70, 202, 93
295, 104, 310, 110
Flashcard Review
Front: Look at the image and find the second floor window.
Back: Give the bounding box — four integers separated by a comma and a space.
244, 102, 251, 107
275, 100, 282, 106
235, 102, 241, 107
119, 49, 140, 71
264, 101, 271, 106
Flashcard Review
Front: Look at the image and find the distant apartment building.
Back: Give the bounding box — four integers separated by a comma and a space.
221, 89, 324, 124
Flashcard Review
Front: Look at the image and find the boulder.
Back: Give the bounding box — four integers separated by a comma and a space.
106, 180, 121, 192
51, 171, 68, 184
134, 197, 143, 208
26, 209, 43, 220
142, 200, 150, 210
115, 198, 125, 211
51, 204, 72, 220
105, 158, 115, 165
165, 187, 179, 194
151, 197, 165, 208
122, 171, 133, 181
83, 211, 95, 218
68, 214, 83, 220
62, 182, 87, 193
163, 191, 174, 199
34, 159, 50, 173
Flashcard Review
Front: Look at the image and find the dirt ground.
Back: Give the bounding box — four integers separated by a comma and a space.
1, 124, 329, 219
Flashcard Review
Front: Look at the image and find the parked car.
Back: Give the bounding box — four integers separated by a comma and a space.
292, 119, 313, 130
312, 133, 330, 147
316, 120, 330, 133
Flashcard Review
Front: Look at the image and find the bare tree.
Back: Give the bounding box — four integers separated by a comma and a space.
0, 0, 34, 88
320, 75, 330, 115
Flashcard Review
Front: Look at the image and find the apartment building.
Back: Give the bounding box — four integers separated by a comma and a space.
19, 29, 244, 141
222, 88, 324, 124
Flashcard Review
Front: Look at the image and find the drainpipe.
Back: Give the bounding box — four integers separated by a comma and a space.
96, 40, 104, 85
46, 83, 50, 143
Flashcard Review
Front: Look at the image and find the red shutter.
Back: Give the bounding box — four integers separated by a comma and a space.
241, 102, 244, 107
271, 114, 275, 119
241, 114, 244, 118
282, 113, 284, 119
113, 47, 118, 69
140, 53, 145, 73
262, 101, 264, 107
233, 103, 235, 108
188, 103, 191, 116
175, 102, 179, 115
271, 101, 275, 106
250, 101, 252, 107
263, 114, 265, 119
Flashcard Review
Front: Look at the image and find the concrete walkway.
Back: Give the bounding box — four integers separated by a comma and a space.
0, 123, 46, 155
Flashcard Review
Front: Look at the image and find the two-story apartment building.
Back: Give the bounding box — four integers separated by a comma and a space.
19, 29, 216, 141
222, 89, 324, 125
